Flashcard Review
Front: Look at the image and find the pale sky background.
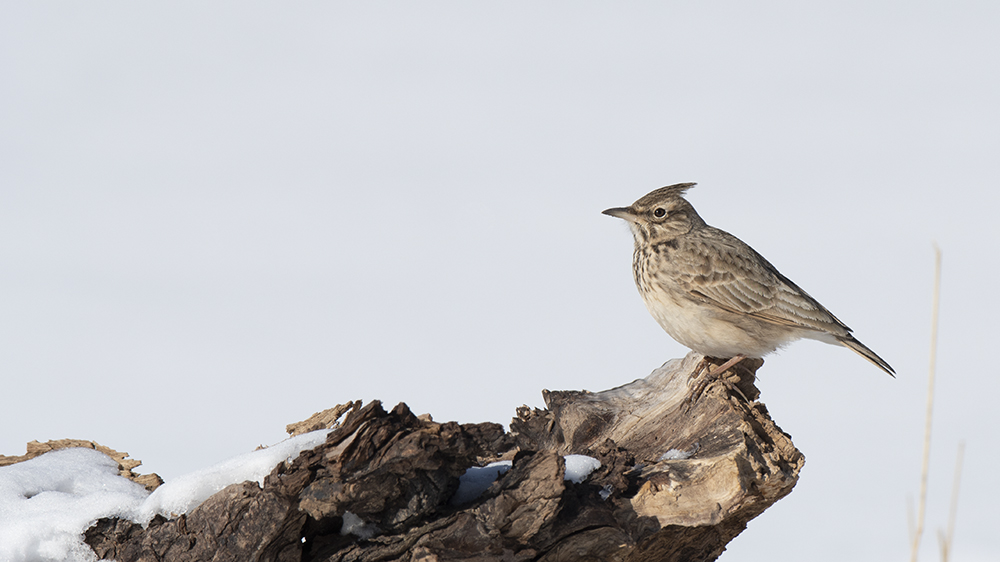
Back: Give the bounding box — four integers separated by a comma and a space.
2, 3, 998, 561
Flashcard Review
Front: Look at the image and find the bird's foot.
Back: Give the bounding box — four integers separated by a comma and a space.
684, 354, 748, 410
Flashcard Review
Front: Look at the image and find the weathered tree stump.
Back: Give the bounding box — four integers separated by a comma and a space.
85, 352, 803, 562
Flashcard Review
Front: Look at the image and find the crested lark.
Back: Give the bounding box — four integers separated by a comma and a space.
603, 182, 894, 377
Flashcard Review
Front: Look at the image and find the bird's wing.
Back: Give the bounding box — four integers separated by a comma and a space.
669, 228, 852, 336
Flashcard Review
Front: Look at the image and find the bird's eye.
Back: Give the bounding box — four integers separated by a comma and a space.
653, 208, 666, 218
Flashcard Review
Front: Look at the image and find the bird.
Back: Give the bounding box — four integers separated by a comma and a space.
602, 182, 894, 377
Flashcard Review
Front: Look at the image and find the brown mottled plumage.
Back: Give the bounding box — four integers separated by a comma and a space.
603, 183, 894, 376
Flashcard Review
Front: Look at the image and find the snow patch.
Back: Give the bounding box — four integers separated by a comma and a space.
659, 442, 699, 461
0, 429, 331, 562
563, 455, 600, 484
340, 511, 376, 539
452, 454, 602, 505
137, 429, 330, 524
451, 460, 512, 505
0, 448, 148, 562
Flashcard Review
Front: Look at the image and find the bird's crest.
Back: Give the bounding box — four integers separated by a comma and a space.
634, 182, 697, 206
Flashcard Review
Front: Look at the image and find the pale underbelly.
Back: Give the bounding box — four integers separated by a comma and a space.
642, 292, 799, 358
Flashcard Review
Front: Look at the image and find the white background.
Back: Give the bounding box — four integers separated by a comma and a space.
2, 3, 997, 561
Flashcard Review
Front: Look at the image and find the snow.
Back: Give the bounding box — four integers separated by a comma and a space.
659, 442, 700, 461
0, 448, 148, 562
451, 455, 601, 505
563, 455, 601, 484
0, 429, 330, 562
340, 511, 376, 539
137, 429, 330, 523
451, 460, 512, 505
660, 449, 689, 460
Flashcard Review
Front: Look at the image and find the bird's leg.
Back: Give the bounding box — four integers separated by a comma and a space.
684, 354, 747, 410
689, 355, 711, 380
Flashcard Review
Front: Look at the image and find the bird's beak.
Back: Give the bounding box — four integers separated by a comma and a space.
602, 206, 639, 223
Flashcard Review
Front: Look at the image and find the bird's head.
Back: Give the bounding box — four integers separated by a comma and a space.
602, 183, 706, 245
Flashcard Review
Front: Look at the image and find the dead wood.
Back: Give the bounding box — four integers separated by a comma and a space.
85, 352, 803, 562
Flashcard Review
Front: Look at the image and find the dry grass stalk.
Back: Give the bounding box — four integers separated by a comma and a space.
910, 245, 942, 562
937, 441, 965, 562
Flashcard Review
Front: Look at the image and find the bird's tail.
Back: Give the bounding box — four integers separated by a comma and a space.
837, 335, 895, 377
